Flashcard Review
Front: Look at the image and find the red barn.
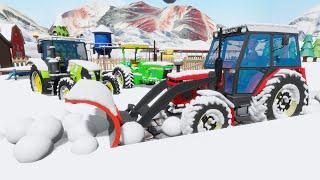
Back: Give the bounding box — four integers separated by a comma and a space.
0, 24, 26, 62
0, 32, 12, 68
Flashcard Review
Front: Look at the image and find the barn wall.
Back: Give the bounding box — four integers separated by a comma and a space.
0, 40, 12, 68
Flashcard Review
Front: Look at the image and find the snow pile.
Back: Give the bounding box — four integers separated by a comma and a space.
14, 135, 53, 163
168, 69, 214, 79
120, 122, 145, 145
71, 136, 98, 155
162, 117, 181, 137
27, 116, 63, 143
5, 117, 34, 144
65, 80, 118, 116
68, 60, 101, 71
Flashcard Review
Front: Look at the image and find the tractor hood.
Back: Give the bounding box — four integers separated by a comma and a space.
167, 69, 215, 81
68, 60, 101, 71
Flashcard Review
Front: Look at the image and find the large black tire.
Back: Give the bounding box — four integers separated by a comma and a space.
29, 65, 50, 94
250, 69, 308, 121
112, 65, 134, 88
181, 95, 232, 135
57, 77, 75, 100
102, 74, 121, 95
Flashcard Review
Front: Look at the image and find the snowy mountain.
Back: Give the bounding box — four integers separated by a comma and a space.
290, 5, 320, 38
55, 1, 217, 49
0, 4, 47, 42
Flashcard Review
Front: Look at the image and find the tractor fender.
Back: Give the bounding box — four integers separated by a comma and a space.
27, 58, 48, 71
197, 90, 235, 109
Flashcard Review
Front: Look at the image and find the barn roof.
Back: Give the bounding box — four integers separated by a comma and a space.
0, 32, 11, 46
0, 23, 19, 42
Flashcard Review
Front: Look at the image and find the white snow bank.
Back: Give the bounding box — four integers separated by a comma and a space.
14, 135, 53, 163
5, 117, 34, 144
71, 136, 99, 155
162, 117, 181, 137
62, 113, 84, 131
67, 120, 97, 142
143, 61, 173, 66
27, 116, 63, 143
168, 69, 214, 79
120, 122, 144, 145
303, 62, 320, 94
65, 80, 118, 116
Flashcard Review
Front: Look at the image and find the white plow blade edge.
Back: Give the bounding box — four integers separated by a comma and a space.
64, 80, 121, 148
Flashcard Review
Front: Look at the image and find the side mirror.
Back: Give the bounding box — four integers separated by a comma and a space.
37, 44, 43, 53
282, 35, 290, 46
48, 46, 56, 58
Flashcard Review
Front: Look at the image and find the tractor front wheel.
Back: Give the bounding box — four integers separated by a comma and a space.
57, 77, 75, 100
30, 66, 45, 94
181, 96, 232, 135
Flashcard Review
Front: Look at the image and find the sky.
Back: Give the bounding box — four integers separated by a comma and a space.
0, 0, 319, 28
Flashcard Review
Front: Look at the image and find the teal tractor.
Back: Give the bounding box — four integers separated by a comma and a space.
27, 36, 120, 99
112, 43, 174, 88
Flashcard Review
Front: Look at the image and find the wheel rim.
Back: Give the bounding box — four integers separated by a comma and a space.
59, 85, 70, 100
105, 81, 114, 93
272, 84, 300, 118
114, 71, 124, 87
197, 109, 224, 132
31, 71, 42, 93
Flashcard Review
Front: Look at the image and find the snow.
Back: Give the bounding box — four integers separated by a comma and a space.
13, 135, 53, 163
241, 24, 299, 34
27, 116, 63, 143
67, 119, 97, 142
0, 61, 320, 178
65, 80, 118, 116
168, 69, 214, 79
143, 61, 173, 66
120, 122, 145, 145
0, 66, 31, 73
92, 25, 113, 33
70, 136, 99, 155
5, 117, 34, 144
161, 117, 181, 137
197, 89, 235, 108
0, 23, 14, 41
27, 58, 49, 71
68, 60, 101, 71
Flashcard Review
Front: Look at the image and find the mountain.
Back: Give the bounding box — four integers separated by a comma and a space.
55, 1, 217, 48
0, 4, 47, 42
290, 5, 320, 38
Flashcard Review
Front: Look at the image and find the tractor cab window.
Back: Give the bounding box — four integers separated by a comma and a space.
273, 35, 300, 66
241, 34, 271, 67
204, 39, 218, 68
42, 40, 88, 62
222, 35, 246, 68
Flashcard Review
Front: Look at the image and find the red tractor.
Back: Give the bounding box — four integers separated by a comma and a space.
65, 24, 309, 147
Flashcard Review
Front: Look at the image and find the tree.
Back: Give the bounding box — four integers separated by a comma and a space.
313, 36, 320, 62
301, 34, 314, 62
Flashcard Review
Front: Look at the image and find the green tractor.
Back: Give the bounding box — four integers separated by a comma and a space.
112, 44, 174, 88
48, 25, 70, 37
28, 36, 120, 99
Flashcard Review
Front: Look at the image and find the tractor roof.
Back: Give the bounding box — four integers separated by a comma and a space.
222, 24, 299, 34
39, 36, 86, 42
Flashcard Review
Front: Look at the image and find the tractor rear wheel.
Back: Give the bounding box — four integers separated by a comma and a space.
250, 70, 308, 121
112, 65, 134, 88
30, 66, 49, 94
102, 74, 120, 94
57, 77, 75, 100
181, 95, 232, 135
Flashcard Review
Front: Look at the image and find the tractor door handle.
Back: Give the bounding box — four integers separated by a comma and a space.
228, 69, 236, 74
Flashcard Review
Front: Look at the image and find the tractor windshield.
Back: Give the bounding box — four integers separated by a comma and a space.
205, 35, 245, 69
42, 40, 88, 62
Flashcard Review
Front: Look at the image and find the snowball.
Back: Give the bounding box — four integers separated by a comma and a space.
162, 117, 182, 137
6, 117, 34, 144
70, 136, 99, 155
14, 135, 53, 163
27, 116, 63, 143
67, 120, 97, 142
62, 113, 83, 131
121, 122, 145, 145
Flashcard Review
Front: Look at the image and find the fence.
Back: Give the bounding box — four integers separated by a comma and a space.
92, 57, 205, 71
12, 58, 28, 67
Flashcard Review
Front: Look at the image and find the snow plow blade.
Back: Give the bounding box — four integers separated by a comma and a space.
64, 80, 121, 148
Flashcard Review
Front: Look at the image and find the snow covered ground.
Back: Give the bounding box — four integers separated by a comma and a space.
0, 62, 320, 179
